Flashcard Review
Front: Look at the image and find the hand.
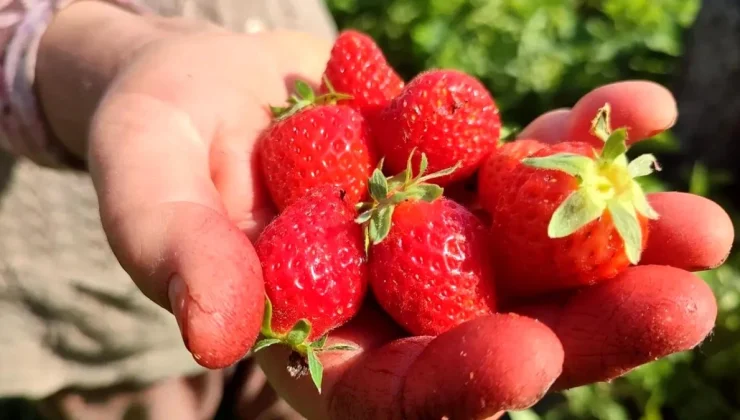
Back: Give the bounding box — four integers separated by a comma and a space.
81, 26, 332, 367
254, 81, 733, 419
44, 4, 732, 417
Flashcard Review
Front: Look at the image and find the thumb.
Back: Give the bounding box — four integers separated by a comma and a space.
89, 90, 264, 369
398, 314, 563, 419
88, 30, 334, 369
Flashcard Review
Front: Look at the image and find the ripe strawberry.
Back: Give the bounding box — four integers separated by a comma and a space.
259, 80, 377, 211
356, 153, 497, 336
320, 30, 405, 120
444, 176, 493, 226
374, 69, 501, 186
252, 185, 368, 392
478, 139, 546, 214
490, 104, 661, 298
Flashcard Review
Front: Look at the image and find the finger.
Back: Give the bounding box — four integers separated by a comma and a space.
516, 265, 717, 390
208, 31, 333, 240
566, 80, 677, 146
516, 108, 571, 144
264, 30, 334, 85
641, 192, 734, 270
257, 308, 563, 420
254, 301, 406, 420
328, 336, 432, 420
89, 76, 265, 369
401, 314, 563, 419
208, 101, 277, 242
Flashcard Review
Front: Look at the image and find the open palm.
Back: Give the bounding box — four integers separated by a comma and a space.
87, 29, 733, 419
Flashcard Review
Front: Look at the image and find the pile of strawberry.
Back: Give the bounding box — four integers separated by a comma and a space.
251, 30, 666, 391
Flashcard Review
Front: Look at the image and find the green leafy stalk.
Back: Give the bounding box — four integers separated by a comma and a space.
521, 102, 662, 265
305, 348, 323, 392
250, 296, 357, 394
270, 76, 353, 121
355, 149, 461, 251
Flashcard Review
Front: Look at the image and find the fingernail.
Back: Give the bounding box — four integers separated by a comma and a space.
168, 275, 190, 350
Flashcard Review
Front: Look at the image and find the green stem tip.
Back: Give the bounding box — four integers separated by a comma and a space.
270, 76, 353, 121
355, 149, 462, 252
520, 103, 662, 265
251, 296, 357, 393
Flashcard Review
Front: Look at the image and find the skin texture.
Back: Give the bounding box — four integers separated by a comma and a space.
566, 81, 678, 148
327, 336, 431, 420
515, 265, 718, 390
37, 6, 732, 418
516, 109, 571, 145
641, 192, 735, 270
402, 314, 564, 419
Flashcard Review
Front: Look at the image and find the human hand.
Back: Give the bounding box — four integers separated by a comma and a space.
51, 4, 731, 416
83, 27, 334, 368
253, 81, 733, 419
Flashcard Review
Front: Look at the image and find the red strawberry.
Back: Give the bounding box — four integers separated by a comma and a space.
259, 80, 377, 211
356, 153, 497, 336
490, 104, 661, 298
374, 69, 501, 186
444, 176, 492, 226
252, 185, 368, 391
320, 30, 404, 120
478, 139, 546, 214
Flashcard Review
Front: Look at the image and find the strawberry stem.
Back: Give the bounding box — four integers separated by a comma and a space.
520, 103, 662, 265
355, 149, 461, 251
270, 78, 353, 121
250, 296, 357, 394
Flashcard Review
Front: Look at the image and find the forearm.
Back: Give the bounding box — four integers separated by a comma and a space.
35, 0, 166, 159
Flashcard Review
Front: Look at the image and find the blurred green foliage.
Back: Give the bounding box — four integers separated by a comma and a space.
328, 0, 699, 132
328, 1, 740, 419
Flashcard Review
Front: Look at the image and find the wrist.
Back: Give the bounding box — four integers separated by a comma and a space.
35, 0, 171, 159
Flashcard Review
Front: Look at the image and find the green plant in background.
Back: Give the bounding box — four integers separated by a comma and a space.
328, 1, 740, 419
328, 0, 699, 132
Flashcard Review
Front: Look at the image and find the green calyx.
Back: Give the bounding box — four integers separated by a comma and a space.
270, 76, 352, 121
355, 150, 461, 251
251, 297, 356, 394
520, 103, 661, 265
